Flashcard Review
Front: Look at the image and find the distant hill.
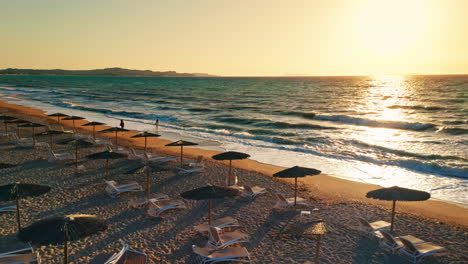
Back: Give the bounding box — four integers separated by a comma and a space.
0, 67, 215, 77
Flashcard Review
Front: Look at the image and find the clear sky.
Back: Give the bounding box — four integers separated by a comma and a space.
1, 0, 467, 76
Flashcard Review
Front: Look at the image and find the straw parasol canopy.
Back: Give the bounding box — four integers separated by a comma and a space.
61, 116, 85, 131
82, 121, 106, 138
304, 220, 329, 264
100, 127, 129, 144
212, 151, 250, 185
47, 113, 69, 124
86, 151, 127, 180
18, 214, 107, 264
165, 140, 198, 166
18, 123, 46, 146
0, 183, 51, 231
366, 186, 430, 233
5, 119, 30, 137
58, 138, 94, 168
273, 166, 321, 205
131, 132, 161, 152
0, 115, 17, 134
180, 185, 239, 225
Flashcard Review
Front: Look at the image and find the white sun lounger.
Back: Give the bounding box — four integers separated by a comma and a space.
274, 192, 307, 207
243, 185, 267, 199
126, 148, 145, 161
0, 203, 16, 213
107, 145, 129, 155
192, 245, 251, 264
399, 236, 447, 263
207, 226, 249, 249
0, 243, 40, 264
147, 199, 186, 217
143, 152, 178, 164
194, 216, 240, 234
379, 231, 425, 254
105, 180, 143, 198
128, 193, 170, 208
47, 150, 75, 163
103, 239, 147, 264
184, 155, 204, 168
176, 166, 205, 175
357, 217, 391, 237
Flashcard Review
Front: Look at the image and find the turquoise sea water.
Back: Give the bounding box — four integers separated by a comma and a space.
0, 75, 466, 204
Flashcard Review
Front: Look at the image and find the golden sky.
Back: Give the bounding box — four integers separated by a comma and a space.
1, 0, 467, 76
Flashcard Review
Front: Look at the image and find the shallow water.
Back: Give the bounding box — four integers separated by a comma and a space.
0, 74, 466, 204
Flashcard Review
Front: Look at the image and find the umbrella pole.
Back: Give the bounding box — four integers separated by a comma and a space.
16, 196, 21, 231
32, 127, 36, 147
64, 241, 68, 264
208, 199, 212, 226
106, 159, 109, 180
146, 168, 150, 200
294, 177, 298, 205
228, 160, 232, 185
314, 234, 322, 264
180, 146, 184, 167
144, 137, 147, 152
75, 142, 78, 168
391, 200, 396, 233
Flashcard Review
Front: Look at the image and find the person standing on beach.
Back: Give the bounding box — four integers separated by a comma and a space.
155, 118, 159, 132
120, 119, 125, 129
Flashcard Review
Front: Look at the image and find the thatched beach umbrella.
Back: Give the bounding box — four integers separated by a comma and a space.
366, 186, 430, 233
165, 140, 198, 166
180, 185, 239, 225
0, 115, 17, 134
61, 116, 85, 131
82, 121, 106, 139
47, 113, 69, 125
125, 162, 159, 200
86, 151, 127, 180
18, 214, 107, 264
304, 220, 329, 264
5, 119, 30, 137
0, 183, 51, 231
36, 129, 69, 148
18, 123, 46, 146
131, 132, 161, 152
212, 151, 250, 185
58, 138, 94, 168
273, 166, 321, 205
100, 127, 129, 144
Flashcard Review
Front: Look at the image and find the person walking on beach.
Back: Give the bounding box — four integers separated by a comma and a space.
120, 119, 125, 129
155, 118, 159, 132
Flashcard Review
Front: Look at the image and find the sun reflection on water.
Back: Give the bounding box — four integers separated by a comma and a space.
349, 75, 420, 187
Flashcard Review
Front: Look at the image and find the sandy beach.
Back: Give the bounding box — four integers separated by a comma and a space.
1, 100, 467, 263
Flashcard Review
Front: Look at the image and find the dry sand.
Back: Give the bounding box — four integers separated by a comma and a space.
0, 101, 467, 263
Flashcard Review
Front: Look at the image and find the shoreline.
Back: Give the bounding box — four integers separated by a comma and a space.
1, 99, 467, 227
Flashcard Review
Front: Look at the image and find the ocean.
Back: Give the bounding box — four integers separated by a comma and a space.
0, 75, 466, 204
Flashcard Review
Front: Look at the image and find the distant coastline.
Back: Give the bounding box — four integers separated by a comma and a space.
0, 67, 215, 77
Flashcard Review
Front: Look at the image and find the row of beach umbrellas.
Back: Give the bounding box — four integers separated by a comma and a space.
1, 113, 433, 263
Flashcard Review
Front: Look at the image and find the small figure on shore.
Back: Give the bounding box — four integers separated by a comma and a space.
155, 118, 159, 132
120, 119, 125, 129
